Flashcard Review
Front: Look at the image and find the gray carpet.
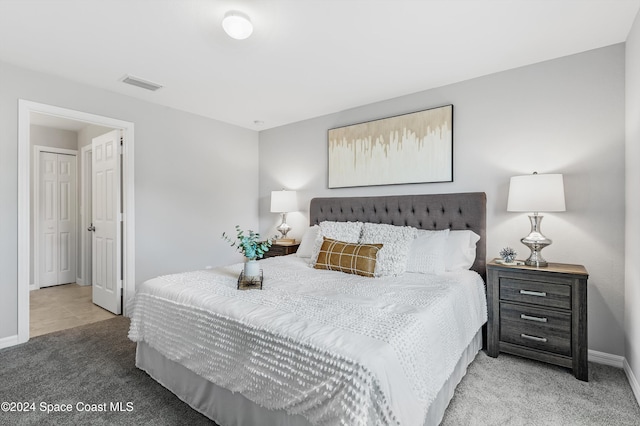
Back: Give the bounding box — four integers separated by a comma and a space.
0, 317, 213, 425
1, 317, 638, 425
442, 350, 640, 425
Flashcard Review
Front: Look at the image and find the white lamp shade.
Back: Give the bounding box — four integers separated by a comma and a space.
507, 173, 566, 212
222, 11, 253, 40
270, 190, 298, 213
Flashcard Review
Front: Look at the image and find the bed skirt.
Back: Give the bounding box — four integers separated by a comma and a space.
135, 329, 482, 426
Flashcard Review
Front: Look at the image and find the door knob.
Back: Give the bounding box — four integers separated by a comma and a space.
87, 224, 95, 232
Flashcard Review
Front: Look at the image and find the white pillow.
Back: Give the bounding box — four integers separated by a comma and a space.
296, 225, 320, 259
310, 221, 364, 264
445, 230, 481, 271
406, 229, 450, 274
359, 223, 417, 277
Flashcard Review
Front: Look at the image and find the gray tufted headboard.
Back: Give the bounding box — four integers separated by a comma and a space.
309, 192, 487, 281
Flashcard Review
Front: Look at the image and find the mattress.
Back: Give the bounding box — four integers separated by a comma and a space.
129, 255, 487, 426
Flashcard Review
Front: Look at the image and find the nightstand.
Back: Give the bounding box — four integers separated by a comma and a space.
486, 259, 589, 381
263, 243, 300, 258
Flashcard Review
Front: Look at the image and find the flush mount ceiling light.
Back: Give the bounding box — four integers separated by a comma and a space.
222, 11, 253, 40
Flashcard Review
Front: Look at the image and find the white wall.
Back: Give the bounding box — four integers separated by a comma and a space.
259, 45, 626, 356
0, 60, 259, 341
625, 10, 640, 394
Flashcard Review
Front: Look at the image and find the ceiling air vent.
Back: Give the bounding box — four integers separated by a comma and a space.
121, 75, 163, 91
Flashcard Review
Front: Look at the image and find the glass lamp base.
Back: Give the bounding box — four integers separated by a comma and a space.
521, 214, 552, 267
522, 245, 549, 267
276, 212, 291, 239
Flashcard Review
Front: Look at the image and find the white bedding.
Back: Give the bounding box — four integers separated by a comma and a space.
128, 256, 487, 426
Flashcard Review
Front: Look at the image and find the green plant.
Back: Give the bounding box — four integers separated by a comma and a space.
222, 225, 272, 260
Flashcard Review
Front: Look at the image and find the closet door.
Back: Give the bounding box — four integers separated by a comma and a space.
38, 152, 77, 287
57, 154, 76, 284
39, 152, 58, 287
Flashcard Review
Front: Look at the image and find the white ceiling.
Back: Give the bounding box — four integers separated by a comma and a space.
1, 0, 639, 130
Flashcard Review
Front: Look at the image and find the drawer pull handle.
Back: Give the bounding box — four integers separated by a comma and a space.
520, 314, 548, 323
520, 333, 548, 343
520, 290, 547, 297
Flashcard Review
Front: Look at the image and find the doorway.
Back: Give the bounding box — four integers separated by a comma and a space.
17, 100, 136, 344
32, 126, 121, 314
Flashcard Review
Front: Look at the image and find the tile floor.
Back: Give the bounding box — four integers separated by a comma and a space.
30, 283, 117, 337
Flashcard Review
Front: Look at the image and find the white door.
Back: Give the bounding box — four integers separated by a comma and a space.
38, 152, 77, 287
91, 130, 122, 314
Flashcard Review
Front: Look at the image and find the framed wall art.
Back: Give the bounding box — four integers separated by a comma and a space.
328, 104, 453, 188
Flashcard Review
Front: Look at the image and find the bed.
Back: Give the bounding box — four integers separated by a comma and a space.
129, 192, 487, 426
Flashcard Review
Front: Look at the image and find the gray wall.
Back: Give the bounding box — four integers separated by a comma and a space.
626, 11, 640, 387
259, 45, 626, 356
0, 60, 259, 340
78, 125, 114, 148
30, 125, 78, 150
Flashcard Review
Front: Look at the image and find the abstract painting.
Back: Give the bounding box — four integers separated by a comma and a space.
328, 105, 453, 188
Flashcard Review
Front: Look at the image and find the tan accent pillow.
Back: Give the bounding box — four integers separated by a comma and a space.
314, 237, 382, 278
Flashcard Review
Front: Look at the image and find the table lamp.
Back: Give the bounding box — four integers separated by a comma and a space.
507, 172, 566, 267
270, 190, 298, 242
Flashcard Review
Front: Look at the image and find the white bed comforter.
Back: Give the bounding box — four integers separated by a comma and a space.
128, 256, 487, 426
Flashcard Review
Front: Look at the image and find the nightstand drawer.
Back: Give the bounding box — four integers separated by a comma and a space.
500, 302, 571, 356
263, 243, 299, 258
266, 245, 288, 256
487, 260, 588, 380
500, 278, 571, 310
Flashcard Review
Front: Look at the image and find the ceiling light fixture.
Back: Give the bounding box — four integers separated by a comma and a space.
222, 11, 253, 40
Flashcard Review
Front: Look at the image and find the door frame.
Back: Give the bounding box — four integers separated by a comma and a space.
32, 145, 78, 290
78, 144, 93, 286
18, 100, 136, 344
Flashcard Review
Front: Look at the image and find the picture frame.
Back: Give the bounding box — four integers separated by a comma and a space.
327, 104, 453, 188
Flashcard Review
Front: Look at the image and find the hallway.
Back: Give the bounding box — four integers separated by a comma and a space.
30, 283, 116, 337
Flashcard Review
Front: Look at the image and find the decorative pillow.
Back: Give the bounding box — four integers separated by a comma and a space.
445, 230, 481, 271
296, 225, 320, 259
406, 229, 450, 274
359, 223, 417, 277
314, 237, 382, 278
310, 221, 364, 264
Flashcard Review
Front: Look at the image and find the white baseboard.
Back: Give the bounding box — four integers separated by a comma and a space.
624, 359, 640, 407
76, 277, 90, 286
0, 334, 19, 350
29, 284, 38, 291
588, 349, 625, 368
588, 350, 639, 407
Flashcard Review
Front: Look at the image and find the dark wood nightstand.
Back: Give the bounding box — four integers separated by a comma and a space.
486, 259, 589, 381
263, 243, 300, 258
